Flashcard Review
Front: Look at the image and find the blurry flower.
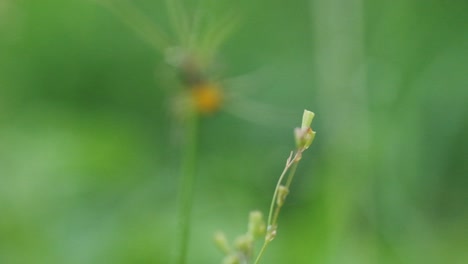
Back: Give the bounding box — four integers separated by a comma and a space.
191, 82, 223, 114
102, 0, 307, 125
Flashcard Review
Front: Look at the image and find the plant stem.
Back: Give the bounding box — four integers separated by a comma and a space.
254, 241, 269, 264
266, 152, 294, 226
176, 111, 198, 264
284, 159, 300, 190
254, 150, 303, 264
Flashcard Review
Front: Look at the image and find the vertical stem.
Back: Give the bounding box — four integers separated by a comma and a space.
311, 0, 370, 262
176, 111, 199, 264
266, 153, 294, 227
254, 151, 303, 264
271, 160, 299, 227
284, 159, 300, 190
254, 242, 269, 264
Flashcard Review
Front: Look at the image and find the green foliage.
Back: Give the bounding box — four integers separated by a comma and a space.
0, 0, 467, 264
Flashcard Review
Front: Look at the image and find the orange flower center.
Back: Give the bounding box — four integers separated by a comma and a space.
191, 83, 222, 114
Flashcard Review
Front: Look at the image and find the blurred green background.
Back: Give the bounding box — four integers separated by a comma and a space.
0, 0, 467, 263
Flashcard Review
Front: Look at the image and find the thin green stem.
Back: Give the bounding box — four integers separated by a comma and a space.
254, 241, 269, 264
254, 151, 303, 264
267, 152, 294, 226
176, 111, 199, 264
285, 155, 300, 189
272, 160, 299, 227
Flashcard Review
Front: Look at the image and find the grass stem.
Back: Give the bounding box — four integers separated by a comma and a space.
176, 111, 199, 264
255, 150, 303, 264
254, 241, 269, 264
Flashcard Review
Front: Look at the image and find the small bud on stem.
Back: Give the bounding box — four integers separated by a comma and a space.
295, 110, 316, 150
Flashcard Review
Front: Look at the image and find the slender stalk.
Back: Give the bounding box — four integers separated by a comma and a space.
254, 150, 303, 264
254, 242, 268, 264
176, 111, 199, 264
268, 160, 299, 237
266, 151, 294, 226
284, 159, 300, 189
311, 0, 368, 261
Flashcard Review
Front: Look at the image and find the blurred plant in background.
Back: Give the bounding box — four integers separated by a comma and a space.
99, 1, 242, 263
99, 0, 240, 118
0, 0, 467, 264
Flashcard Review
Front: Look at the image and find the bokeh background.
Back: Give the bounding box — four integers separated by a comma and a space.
1, 0, 467, 263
